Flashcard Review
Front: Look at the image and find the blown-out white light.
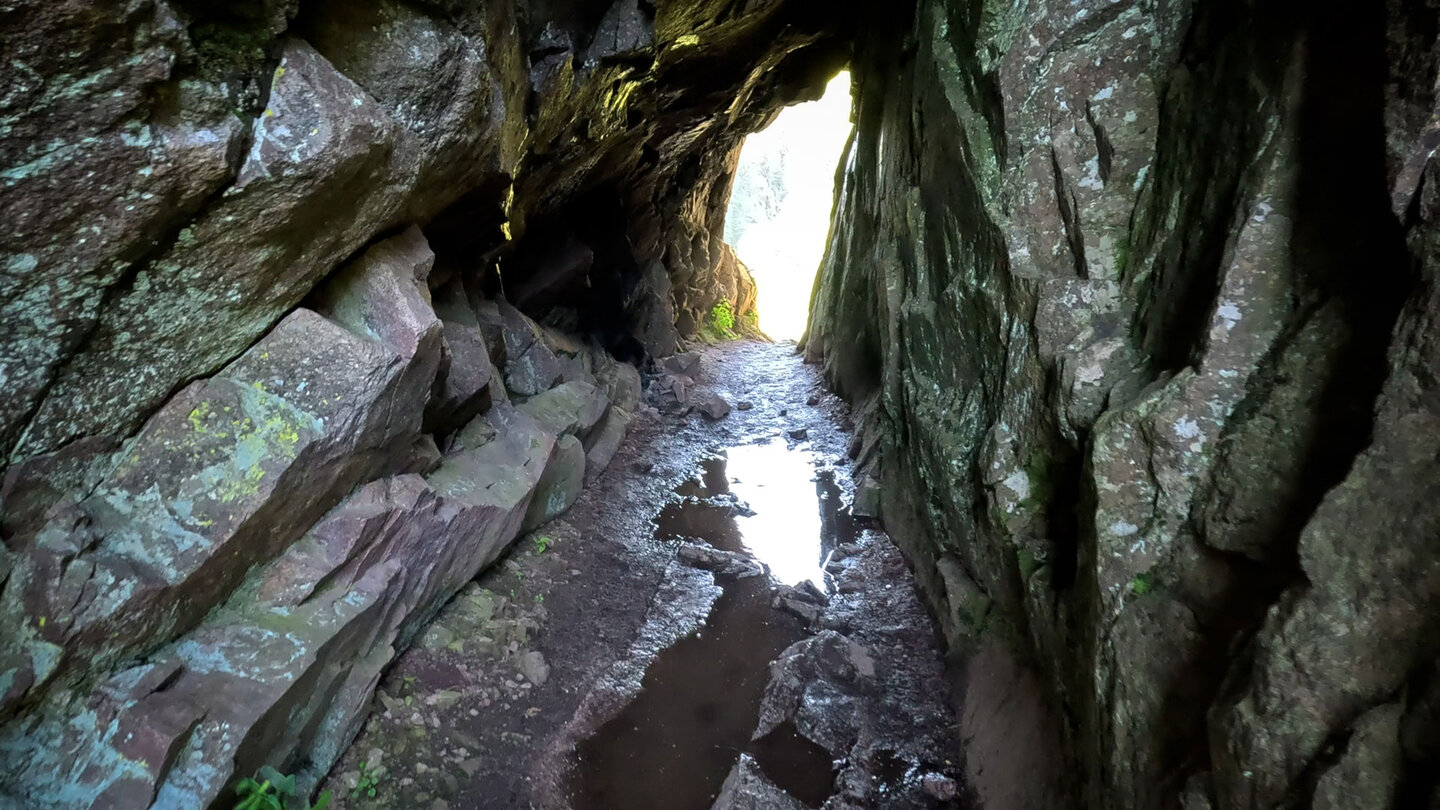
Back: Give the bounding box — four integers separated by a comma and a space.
725, 71, 853, 341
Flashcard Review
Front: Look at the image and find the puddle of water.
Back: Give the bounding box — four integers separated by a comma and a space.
572, 442, 851, 809
572, 576, 814, 809
726, 442, 830, 586
662, 442, 854, 587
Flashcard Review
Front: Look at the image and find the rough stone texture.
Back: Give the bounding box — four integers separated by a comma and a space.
753, 630, 874, 755
0, 403, 553, 809
805, 0, 1440, 807
0, 0, 851, 490
523, 433, 587, 530
710, 754, 811, 810
0, 217, 632, 806
518, 380, 610, 438
427, 320, 495, 432
12, 0, 1440, 807
583, 405, 634, 485
16, 39, 417, 461
0, 0, 842, 805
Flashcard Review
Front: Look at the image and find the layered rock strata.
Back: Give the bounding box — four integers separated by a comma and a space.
0, 228, 639, 807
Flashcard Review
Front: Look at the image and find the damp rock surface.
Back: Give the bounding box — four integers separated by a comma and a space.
805, 0, 1440, 807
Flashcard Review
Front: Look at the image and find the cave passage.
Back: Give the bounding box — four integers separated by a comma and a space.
8, 0, 1440, 807
725, 71, 854, 340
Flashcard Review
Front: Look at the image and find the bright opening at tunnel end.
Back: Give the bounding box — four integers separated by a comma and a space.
725, 71, 853, 341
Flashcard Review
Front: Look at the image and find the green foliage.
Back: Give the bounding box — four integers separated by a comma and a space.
1113, 232, 1132, 277
233, 767, 331, 810
351, 762, 382, 801
702, 300, 737, 342
534, 535, 553, 554
1130, 573, 1155, 596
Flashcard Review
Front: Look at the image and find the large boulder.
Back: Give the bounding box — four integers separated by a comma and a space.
517, 380, 610, 438
498, 298, 564, 396
300, 0, 526, 223
0, 1, 244, 464
0, 402, 554, 808
0, 227, 448, 797
522, 433, 586, 530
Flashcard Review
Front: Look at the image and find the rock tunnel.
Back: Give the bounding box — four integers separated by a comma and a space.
2, 0, 1439, 808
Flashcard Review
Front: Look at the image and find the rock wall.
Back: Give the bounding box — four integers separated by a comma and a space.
806, 0, 1440, 807
0, 225, 645, 807
0, 0, 850, 806
1, 0, 851, 524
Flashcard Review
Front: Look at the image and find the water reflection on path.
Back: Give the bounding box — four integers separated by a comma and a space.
571, 440, 857, 809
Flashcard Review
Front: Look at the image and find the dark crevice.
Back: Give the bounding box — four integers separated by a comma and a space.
1129, 0, 1301, 372
1050, 147, 1089, 279
1284, 725, 1358, 810
1084, 101, 1114, 186
1044, 440, 1085, 591
1397, 659, 1440, 808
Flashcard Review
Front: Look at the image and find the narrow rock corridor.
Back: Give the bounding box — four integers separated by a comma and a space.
320, 341, 962, 809
4, 1, 1440, 809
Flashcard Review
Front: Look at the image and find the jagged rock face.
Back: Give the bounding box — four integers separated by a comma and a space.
0, 223, 646, 807
806, 0, 1440, 808
0, 0, 849, 505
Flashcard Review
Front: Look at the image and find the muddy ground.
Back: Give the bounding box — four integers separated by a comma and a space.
318, 340, 966, 809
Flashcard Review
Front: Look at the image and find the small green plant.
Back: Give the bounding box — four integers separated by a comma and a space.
351, 762, 382, 801
233, 766, 331, 810
1130, 573, 1155, 596
535, 593, 545, 604
707, 300, 737, 339
534, 535, 552, 554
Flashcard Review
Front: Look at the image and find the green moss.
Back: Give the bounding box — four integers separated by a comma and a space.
1130, 572, 1155, 596
189, 20, 270, 78
1017, 548, 1039, 580
189, 401, 213, 432
1015, 451, 1055, 512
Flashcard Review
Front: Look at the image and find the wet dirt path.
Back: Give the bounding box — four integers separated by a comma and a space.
320, 341, 965, 809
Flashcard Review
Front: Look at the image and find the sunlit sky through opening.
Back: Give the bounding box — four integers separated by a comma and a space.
725, 71, 853, 341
